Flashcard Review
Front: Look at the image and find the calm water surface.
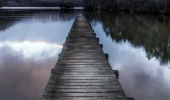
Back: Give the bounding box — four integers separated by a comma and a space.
0, 10, 170, 100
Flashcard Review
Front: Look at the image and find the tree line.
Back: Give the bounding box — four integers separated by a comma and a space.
1, 0, 170, 13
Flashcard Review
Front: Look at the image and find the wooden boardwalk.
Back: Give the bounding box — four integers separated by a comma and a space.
41, 15, 130, 100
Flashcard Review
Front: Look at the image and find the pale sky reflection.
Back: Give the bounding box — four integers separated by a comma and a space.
0, 11, 76, 100
0, 12, 74, 60
0, 41, 62, 60
0, 18, 74, 43
0, 47, 56, 100
93, 23, 170, 100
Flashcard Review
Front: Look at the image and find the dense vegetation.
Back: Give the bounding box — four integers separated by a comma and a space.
0, 0, 170, 13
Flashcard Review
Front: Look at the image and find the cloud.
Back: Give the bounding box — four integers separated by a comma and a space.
0, 45, 57, 100
0, 40, 62, 60
93, 23, 170, 100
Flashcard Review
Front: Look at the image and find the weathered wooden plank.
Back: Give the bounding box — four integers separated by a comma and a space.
47, 82, 120, 86
46, 85, 122, 89
41, 97, 126, 100
41, 15, 128, 100
42, 93, 126, 98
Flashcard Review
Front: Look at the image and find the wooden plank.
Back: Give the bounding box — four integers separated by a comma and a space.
41, 15, 128, 100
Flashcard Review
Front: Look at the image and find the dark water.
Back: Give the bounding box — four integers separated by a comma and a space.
0, 10, 170, 100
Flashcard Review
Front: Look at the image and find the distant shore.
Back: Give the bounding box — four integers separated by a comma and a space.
0, 7, 84, 10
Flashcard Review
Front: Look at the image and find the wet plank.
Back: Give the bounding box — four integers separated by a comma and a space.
41, 14, 128, 100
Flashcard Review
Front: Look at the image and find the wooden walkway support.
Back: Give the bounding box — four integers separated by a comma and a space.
41, 14, 129, 100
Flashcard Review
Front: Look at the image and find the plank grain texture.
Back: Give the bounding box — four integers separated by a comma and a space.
41, 14, 128, 100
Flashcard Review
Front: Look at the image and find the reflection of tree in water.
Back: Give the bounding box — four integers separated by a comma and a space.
85, 11, 170, 65
0, 10, 79, 31
1, 10, 170, 65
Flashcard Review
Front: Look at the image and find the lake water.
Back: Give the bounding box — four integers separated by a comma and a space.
0, 10, 170, 100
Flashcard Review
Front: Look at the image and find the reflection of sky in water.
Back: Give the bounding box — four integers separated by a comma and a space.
0, 14, 74, 100
0, 41, 62, 60
0, 19, 72, 43
93, 23, 170, 100
1, 10, 170, 100
0, 17, 74, 59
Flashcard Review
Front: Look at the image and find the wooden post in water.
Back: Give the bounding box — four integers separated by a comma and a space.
41, 14, 132, 100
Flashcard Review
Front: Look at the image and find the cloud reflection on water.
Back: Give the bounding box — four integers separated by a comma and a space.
93, 23, 170, 100
0, 20, 72, 43
1, 10, 170, 100
0, 46, 56, 100
0, 10, 75, 100
0, 41, 62, 60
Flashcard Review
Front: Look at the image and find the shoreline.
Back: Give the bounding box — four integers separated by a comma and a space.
0, 7, 84, 10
